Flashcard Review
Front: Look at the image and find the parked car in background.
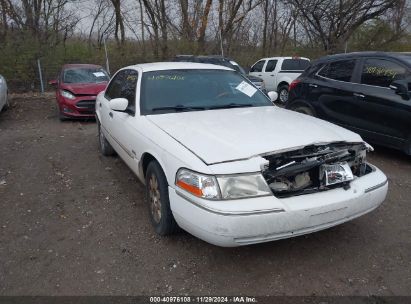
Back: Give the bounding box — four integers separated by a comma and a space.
49, 64, 110, 120
0, 74, 9, 112
249, 56, 310, 103
287, 52, 411, 155
96, 62, 387, 247
173, 55, 266, 92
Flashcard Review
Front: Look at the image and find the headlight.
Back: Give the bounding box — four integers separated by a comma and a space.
60, 90, 75, 100
217, 173, 271, 199
176, 168, 220, 199
176, 169, 272, 200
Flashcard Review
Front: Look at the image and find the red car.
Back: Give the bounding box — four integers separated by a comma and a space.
49, 64, 110, 120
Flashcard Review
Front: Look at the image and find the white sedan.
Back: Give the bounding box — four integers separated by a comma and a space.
0, 74, 9, 112
96, 62, 388, 247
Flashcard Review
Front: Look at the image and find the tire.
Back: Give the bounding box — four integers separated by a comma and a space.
58, 111, 67, 121
3, 91, 10, 110
289, 104, 316, 116
98, 121, 115, 156
277, 84, 289, 104
404, 137, 411, 156
145, 161, 178, 236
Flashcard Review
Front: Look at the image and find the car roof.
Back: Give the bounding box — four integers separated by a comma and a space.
126, 62, 234, 72
63, 64, 103, 69
260, 57, 310, 61
315, 51, 411, 64
175, 55, 235, 61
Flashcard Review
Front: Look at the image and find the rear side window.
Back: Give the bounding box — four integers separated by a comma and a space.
318, 60, 356, 82
361, 58, 407, 88
281, 59, 310, 71
265, 60, 278, 72
250, 60, 265, 72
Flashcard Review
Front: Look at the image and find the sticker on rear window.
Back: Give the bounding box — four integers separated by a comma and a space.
235, 81, 257, 97
93, 72, 106, 77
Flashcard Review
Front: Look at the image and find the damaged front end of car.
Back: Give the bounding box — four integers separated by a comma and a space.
261, 142, 373, 198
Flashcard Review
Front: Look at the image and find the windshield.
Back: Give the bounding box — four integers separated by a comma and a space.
398, 54, 411, 67
140, 69, 272, 115
63, 68, 109, 84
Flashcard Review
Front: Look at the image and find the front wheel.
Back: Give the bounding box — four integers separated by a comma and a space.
145, 161, 178, 236
98, 121, 115, 156
3, 91, 10, 110
277, 85, 289, 104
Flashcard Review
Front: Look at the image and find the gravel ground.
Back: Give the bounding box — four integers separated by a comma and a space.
0, 94, 410, 296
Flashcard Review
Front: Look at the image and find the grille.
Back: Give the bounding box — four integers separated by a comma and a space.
76, 100, 95, 110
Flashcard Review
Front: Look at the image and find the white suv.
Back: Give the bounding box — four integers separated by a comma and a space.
249, 57, 310, 103
96, 62, 387, 247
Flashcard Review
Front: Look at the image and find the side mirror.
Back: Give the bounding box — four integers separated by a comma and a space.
267, 91, 278, 102
390, 80, 410, 100
49, 79, 58, 87
109, 98, 128, 111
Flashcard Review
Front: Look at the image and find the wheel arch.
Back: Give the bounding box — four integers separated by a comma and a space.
286, 99, 316, 113
139, 152, 169, 186
277, 80, 291, 91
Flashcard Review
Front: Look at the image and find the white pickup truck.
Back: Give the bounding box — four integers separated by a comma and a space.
249, 57, 310, 103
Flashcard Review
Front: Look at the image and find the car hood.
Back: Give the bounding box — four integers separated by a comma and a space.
61, 82, 108, 95
147, 106, 363, 165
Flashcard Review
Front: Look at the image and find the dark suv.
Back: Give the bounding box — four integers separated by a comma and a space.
173, 55, 266, 92
287, 52, 411, 155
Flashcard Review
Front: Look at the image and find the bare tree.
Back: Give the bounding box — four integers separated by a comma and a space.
288, 0, 398, 52
217, 0, 262, 54
110, 0, 125, 45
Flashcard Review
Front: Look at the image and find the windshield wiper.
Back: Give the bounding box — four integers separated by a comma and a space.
208, 103, 254, 110
151, 105, 206, 112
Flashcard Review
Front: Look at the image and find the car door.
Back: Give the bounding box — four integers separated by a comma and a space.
312, 59, 361, 128
249, 60, 266, 81
350, 57, 411, 147
107, 69, 140, 167
259, 59, 278, 91
100, 70, 125, 139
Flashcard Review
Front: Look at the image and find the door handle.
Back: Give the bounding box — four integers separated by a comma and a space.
109, 112, 113, 118
99, 102, 102, 108
353, 93, 365, 98
309, 84, 318, 88
257, 74, 262, 77
270, 75, 274, 77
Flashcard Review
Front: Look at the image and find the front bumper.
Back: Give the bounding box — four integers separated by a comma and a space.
58, 95, 97, 118
170, 164, 388, 247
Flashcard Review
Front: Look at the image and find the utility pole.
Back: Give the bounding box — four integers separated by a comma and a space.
37, 59, 44, 94
103, 37, 110, 75
219, 29, 224, 57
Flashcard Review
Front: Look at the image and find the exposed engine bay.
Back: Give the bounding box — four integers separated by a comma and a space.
262, 142, 373, 198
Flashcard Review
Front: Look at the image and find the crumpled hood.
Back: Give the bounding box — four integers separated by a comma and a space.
148, 106, 363, 164
61, 82, 108, 95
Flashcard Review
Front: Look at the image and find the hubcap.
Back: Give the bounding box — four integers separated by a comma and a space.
148, 174, 161, 223
279, 89, 288, 103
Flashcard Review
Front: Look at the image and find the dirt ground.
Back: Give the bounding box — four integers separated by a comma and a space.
0, 94, 410, 296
